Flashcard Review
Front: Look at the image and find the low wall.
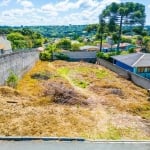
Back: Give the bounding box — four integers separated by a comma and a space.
131, 73, 150, 89
0, 50, 39, 85
54, 51, 97, 63
96, 58, 129, 79
96, 58, 150, 89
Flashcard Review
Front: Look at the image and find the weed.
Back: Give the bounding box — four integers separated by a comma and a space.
6, 71, 18, 88
96, 70, 108, 79
72, 79, 89, 88
57, 67, 70, 77
31, 71, 51, 80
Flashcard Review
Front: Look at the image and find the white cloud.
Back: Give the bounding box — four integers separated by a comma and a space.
148, 4, 150, 8
17, 0, 33, 8
41, 0, 99, 12
0, 0, 121, 25
0, 0, 11, 6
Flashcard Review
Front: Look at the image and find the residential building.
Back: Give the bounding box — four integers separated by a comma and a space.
112, 53, 150, 79
80, 45, 99, 51
0, 35, 12, 55
112, 43, 135, 51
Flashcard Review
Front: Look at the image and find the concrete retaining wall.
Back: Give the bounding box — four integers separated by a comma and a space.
54, 51, 97, 63
96, 58, 129, 79
0, 50, 39, 85
131, 73, 150, 89
96, 58, 150, 89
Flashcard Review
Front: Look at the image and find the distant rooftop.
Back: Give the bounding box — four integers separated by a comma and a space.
80, 45, 99, 51
0, 44, 4, 49
113, 43, 132, 48
112, 53, 150, 67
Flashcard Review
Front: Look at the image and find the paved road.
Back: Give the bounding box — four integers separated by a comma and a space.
0, 141, 150, 150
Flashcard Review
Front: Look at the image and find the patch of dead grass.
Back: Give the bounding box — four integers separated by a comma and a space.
0, 60, 150, 139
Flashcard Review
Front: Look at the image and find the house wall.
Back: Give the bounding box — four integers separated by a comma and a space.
136, 72, 150, 80
134, 67, 150, 79
0, 35, 12, 51
114, 60, 134, 72
0, 49, 39, 85
97, 58, 150, 89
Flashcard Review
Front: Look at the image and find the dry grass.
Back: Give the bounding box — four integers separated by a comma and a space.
0, 60, 150, 139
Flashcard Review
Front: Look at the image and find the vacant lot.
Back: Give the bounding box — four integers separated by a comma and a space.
0, 60, 150, 139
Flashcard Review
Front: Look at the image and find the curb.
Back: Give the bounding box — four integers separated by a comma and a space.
0, 137, 150, 143
0, 137, 85, 142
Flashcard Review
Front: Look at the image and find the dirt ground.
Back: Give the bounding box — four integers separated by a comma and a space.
0, 60, 150, 139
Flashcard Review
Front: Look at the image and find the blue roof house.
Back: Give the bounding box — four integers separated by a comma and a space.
111, 53, 150, 79
112, 43, 135, 51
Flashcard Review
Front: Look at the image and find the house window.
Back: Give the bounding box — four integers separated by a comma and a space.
146, 67, 150, 73
137, 67, 146, 73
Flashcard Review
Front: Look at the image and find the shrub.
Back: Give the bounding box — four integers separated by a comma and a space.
72, 79, 89, 88
71, 43, 80, 51
128, 48, 135, 53
39, 51, 52, 61
56, 38, 71, 50
31, 72, 50, 80
6, 71, 18, 88
121, 37, 132, 43
54, 52, 70, 60
96, 51, 116, 62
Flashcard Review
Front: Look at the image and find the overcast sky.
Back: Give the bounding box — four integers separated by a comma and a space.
0, 0, 150, 26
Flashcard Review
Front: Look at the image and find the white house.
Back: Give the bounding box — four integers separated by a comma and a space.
0, 35, 12, 55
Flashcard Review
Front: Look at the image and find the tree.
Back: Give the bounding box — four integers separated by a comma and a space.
136, 35, 143, 49
7, 29, 44, 50
85, 24, 98, 33
101, 2, 146, 51
45, 44, 57, 60
143, 36, 150, 52
98, 15, 106, 52
56, 38, 71, 50
112, 32, 119, 44
7, 32, 27, 50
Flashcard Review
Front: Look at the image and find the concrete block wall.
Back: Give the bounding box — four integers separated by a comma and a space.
0, 50, 39, 85
131, 73, 150, 89
96, 58, 129, 79
54, 51, 97, 62
96, 58, 150, 89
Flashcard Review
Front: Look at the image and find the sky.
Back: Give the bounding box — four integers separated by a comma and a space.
0, 0, 150, 26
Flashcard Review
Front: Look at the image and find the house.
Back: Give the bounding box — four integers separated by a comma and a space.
37, 47, 44, 52
112, 53, 150, 79
80, 45, 99, 51
101, 43, 112, 52
0, 35, 12, 55
112, 43, 135, 51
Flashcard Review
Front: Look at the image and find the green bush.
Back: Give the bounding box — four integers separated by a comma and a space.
6, 71, 18, 88
71, 43, 80, 51
56, 38, 71, 50
96, 51, 116, 62
121, 37, 132, 43
128, 48, 135, 53
39, 51, 52, 61
72, 79, 89, 88
54, 52, 70, 60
